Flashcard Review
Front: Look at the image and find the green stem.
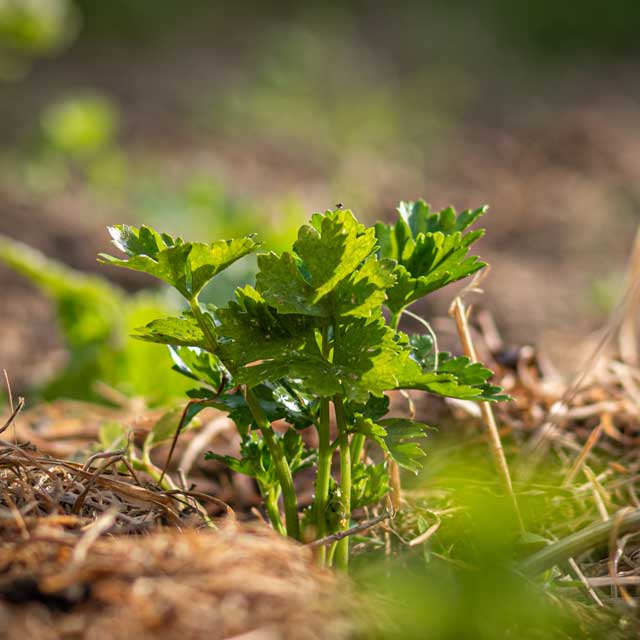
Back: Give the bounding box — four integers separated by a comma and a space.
314, 326, 333, 565
187, 297, 299, 539
263, 486, 286, 536
189, 298, 218, 351
245, 387, 301, 540
315, 397, 332, 565
350, 433, 365, 463
334, 394, 351, 571
326, 540, 338, 567
390, 309, 403, 333
188, 296, 291, 534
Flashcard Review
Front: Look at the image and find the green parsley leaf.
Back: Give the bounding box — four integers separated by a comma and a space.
351, 462, 389, 509
99, 225, 259, 299
376, 201, 487, 313
169, 346, 227, 390
379, 418, 430, 474
293, 209, 377, 301
396, 347, 509, 402
256, 209, 392, 320
133, 313, 209, 349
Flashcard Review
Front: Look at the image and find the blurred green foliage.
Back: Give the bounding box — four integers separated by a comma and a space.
588, 272, 626, 315
359, 515, 579, 639
356, 454, 625, 639
0, 235, 193, 404
41, 95, 118, 158
0, 0, 78, 78
3, 90, 304, 306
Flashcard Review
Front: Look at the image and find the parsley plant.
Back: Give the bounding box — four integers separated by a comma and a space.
99, 200, 506, 570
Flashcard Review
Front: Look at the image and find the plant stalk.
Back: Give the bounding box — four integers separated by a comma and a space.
334, 394, 351, 571
245, 387, 301, 540
313, 325, 334, 564
263, 487, 286, 536
350, 433, 365, 463
189, 298, 218, 350
131, 455, 176, 492
189, 297, 300, 539
387, 308, 404, 510
314, 397, 332, 565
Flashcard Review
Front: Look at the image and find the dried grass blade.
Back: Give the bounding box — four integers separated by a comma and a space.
450, 296, 524, 532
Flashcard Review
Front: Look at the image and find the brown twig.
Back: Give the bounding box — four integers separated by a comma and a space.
306, 510, 393, 548
608, 510, 637, 607
450, 296, 524, 533
567, 557, 604, 607
563, 422, 604, 486
618, 226, 640, 365
408, 514, 441, 547
0, 395, 25, 436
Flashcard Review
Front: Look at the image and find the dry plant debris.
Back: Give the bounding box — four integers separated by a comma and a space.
0, 526, 351, 640
0, 443, 215, 535
0, 439, 352, 640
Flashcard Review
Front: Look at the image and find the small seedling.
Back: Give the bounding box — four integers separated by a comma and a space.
99, 200, 506, 570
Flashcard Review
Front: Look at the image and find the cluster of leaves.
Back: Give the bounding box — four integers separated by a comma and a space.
99, 199, 506, 569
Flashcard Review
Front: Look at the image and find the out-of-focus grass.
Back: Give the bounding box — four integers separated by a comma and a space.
354, 442, 632, 639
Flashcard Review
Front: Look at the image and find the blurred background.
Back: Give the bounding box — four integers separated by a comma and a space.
1, 0, 640, 396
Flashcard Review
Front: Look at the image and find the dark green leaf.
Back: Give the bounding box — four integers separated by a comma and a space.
256, 209, 393, 320
379, 418, 430, 474
293, 208, 378, 301
255, 251, 323, 316
169, 346, 226, 389
376, 202, 487, 313
397, 200, 485, 237
206, 432, 272, 484
206, 429, 314, 488
216, 286, 316, 369
395, 349, 509, 402
333, 256, 396, 318
282, 428, 317, 474
351, 462, 389, 509
351, 394, 390, 422
409, 333, 436, 370
133, 314, 209, 348
108, 224, 172, 258
350, 414, 388, 440
336, 319, 415, 403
